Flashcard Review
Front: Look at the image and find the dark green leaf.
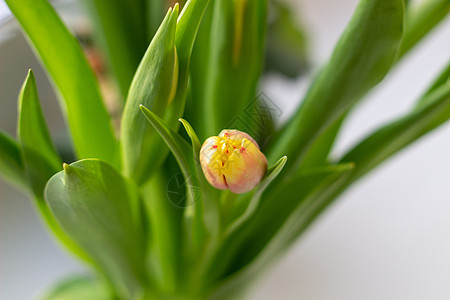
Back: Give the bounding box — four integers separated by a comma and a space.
45, 159, 147, 299
5, 0, 118, 165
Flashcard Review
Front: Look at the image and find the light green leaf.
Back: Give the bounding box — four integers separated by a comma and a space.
340, 82, 450, 182
5, 0, 118, 165
121, 6, 179, 184
398, 0, 450, 57
267, 0, 404, 170
0, 131, 27, 190
45, 159, 147, 299
18, 70, 62, 197
40, 274, 112, 300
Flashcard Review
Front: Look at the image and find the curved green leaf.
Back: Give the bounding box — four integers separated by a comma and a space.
5, 0, 118, 165
267, 0, 404, 170
18, 70, 61, 197
341, 82, 450, 181
45, 159, 147, 299
398, 0, 450, 57
40, 274, 112, 300
121, 6, 179, 184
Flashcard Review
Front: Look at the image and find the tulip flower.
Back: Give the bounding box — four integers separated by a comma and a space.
200, 129, 268, 194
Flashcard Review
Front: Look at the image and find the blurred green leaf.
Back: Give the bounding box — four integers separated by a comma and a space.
0, 131, 27, 190
418, 60, 450, 105
341, 82, 450, 182
265, 1, 309, 77
300, 0, 450, 169
17, 70, 61, 197
121, 6, 179, 184
398, 0, 450, 58
202, 0, 267, 136
5, 0, 118, 165
45, 159, 147, 299
267, 0, 404, 169
83, 0, 149, 100
204, 163, 354, 292
225, 156, 287, 236
40, 274, 112, 300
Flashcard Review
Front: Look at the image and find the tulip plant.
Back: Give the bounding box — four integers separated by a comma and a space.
1, 0, 449, 299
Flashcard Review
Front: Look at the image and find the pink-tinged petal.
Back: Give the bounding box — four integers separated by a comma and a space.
199, 130, 268, 194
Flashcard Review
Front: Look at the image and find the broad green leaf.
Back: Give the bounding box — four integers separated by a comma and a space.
209, 164, 355, 299
121, 6, 179, 185
0, 131, 27, 190
340, 82, 450, 182
267, 0, 404, 170
17, 70, 61, 197
45, 159, 147, 299
40, 274, 112, 300
398, 0, 450, 58
83, 0, 149, 100
203, 0, 268, 136
5, 0, 118, 165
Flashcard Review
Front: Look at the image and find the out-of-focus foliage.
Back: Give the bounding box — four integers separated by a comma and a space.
2, 0, 449, 299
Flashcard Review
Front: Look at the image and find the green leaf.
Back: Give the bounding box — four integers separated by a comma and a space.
340, 82, 450, 182
267, 0, 404, 169
417, 60, 450, 106
298, 0, 450, 169
398, 0, 450, 58
121, 6, 179, 184
163, 0, 213, 138
5, 0, 118, 165
83, 0, 149, 100
203, 0, 268, 136
209, 163, 355, 299
0, 131, 27, 190
225, 156, 287, 236
142, 172, 183, 293
40, 274, 112, 300
45, 159, 147, 299
18, 70, 62, 197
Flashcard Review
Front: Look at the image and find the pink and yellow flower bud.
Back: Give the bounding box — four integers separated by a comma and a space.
200, 129, 268, 194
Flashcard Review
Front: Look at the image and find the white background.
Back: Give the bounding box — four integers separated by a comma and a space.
1, 0, 449, 299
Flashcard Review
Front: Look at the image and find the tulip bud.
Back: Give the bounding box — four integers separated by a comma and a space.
200, 129, 268, 194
